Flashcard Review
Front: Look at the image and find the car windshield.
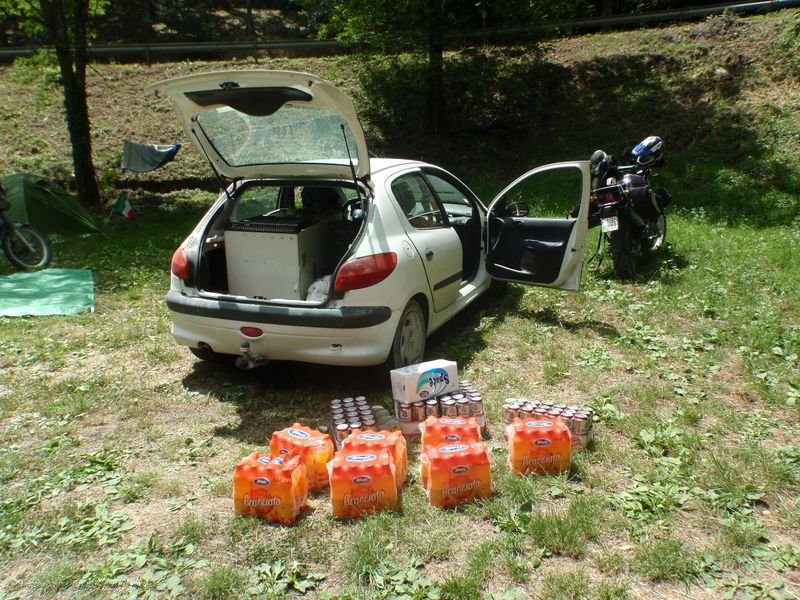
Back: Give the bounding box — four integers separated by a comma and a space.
196, 103, 360, 168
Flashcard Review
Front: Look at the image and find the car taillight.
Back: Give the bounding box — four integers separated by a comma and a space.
335, 252, 398, 292
240, 327, 263, 338
171, 247, 191, 282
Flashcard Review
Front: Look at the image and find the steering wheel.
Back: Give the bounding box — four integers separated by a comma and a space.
341, 197, 363, 222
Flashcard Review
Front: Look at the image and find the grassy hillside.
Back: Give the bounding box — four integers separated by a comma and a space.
1, 9, 799, 600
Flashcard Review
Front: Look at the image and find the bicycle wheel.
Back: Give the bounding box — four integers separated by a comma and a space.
3, 224, 52, 270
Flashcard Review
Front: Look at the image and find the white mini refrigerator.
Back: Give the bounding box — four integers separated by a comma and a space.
224, 220, 330, 301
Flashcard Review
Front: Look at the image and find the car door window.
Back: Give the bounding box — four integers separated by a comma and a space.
486, 161, 590, 291
424, 173, 473, 219
391, 174, 446, 229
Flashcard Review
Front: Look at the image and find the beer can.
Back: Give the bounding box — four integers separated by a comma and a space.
572, 414, 589, 435
558, 415, 575, 435
335, 423, 350, 443
571, 431, 591, 449
534, 406, 548, 416
503, 403, 516, 424
332, 417, 347, 427
412, 401, 426, 422
425, 399, 439, 417
361, 417, 376, 427
355, 395, 367, 404
469, 397, 484, 417
397, 402, 413, 422
330, 398, 343, 409
576, 412, 594, 431
441, 399, 458, 417
456, 398, 470, 417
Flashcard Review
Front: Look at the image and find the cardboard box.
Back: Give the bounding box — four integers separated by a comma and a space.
390, 359, 459, 403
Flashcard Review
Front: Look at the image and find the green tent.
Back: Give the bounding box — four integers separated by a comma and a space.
2, 173, 101, 235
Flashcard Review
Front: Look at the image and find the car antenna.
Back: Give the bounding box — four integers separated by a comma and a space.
341, 124, 364, 204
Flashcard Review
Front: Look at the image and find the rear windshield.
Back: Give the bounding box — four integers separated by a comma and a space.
196, 104, 360, 168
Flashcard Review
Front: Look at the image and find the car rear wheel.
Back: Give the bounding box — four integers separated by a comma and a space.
385, 299, 426, 370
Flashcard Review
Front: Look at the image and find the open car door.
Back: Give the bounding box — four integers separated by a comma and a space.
485, 161, 590, 291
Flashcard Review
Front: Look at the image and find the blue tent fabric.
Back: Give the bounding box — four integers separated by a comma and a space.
0, 268, 95, 317
122, 140, 181, 172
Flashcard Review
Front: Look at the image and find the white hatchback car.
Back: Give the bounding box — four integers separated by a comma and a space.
148, 70, 591, 370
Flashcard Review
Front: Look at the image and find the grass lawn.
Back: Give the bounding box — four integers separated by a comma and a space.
1, 9, 799, 600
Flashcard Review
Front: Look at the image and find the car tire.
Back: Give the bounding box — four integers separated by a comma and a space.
385, 299, 426, 370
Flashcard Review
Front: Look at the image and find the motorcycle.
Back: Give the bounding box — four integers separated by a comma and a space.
582, 136, 672, 280
0, 182, 52, 270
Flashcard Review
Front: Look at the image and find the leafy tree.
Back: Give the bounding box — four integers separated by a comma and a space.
298, 0, 586, 133
2, 0, 106, 207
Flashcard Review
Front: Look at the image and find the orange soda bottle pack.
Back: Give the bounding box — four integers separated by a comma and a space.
507, 418, 572, 475
269, 423, 334, 492
341, 429, 408, 490
232, 452, 308, 525
418, 415, 491, 508
328, 448, 398, 518
419, 441, 492, 507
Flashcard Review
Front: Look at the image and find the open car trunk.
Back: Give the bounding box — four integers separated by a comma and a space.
195, 181, 364, 304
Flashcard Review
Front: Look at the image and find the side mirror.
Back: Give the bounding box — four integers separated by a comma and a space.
508, 202, 529, 217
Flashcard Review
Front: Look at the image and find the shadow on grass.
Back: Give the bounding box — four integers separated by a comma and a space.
359, 30, 796, 229
179, 278, 631, 446
589, 243, 690, 285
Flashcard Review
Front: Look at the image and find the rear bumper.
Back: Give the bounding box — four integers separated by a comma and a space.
165, 290, 397, 366
166, 290, 392, 328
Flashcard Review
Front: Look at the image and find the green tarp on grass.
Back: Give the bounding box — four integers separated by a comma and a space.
0, 268, 95, 317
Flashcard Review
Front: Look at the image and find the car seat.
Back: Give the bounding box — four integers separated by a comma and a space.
301, 187, 340, 216
392, 181, 417, 217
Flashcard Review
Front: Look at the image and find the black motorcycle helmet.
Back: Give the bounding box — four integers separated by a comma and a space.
630, 136, 665, 167
589, 150, 614, 188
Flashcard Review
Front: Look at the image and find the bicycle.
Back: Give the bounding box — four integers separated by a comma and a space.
0, 181, 52, 270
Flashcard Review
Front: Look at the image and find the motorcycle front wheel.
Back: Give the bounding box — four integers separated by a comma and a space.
3, 224, 52, 270
644, 213, 667, 252
609, 213, 636, 280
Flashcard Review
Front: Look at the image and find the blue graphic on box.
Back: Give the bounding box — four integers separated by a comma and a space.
416, 368, 450, 398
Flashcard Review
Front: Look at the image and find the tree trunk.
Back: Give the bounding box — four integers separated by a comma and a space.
41, 0, 102, 207
426, 0, 445, 133
245, 0, 254, 35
